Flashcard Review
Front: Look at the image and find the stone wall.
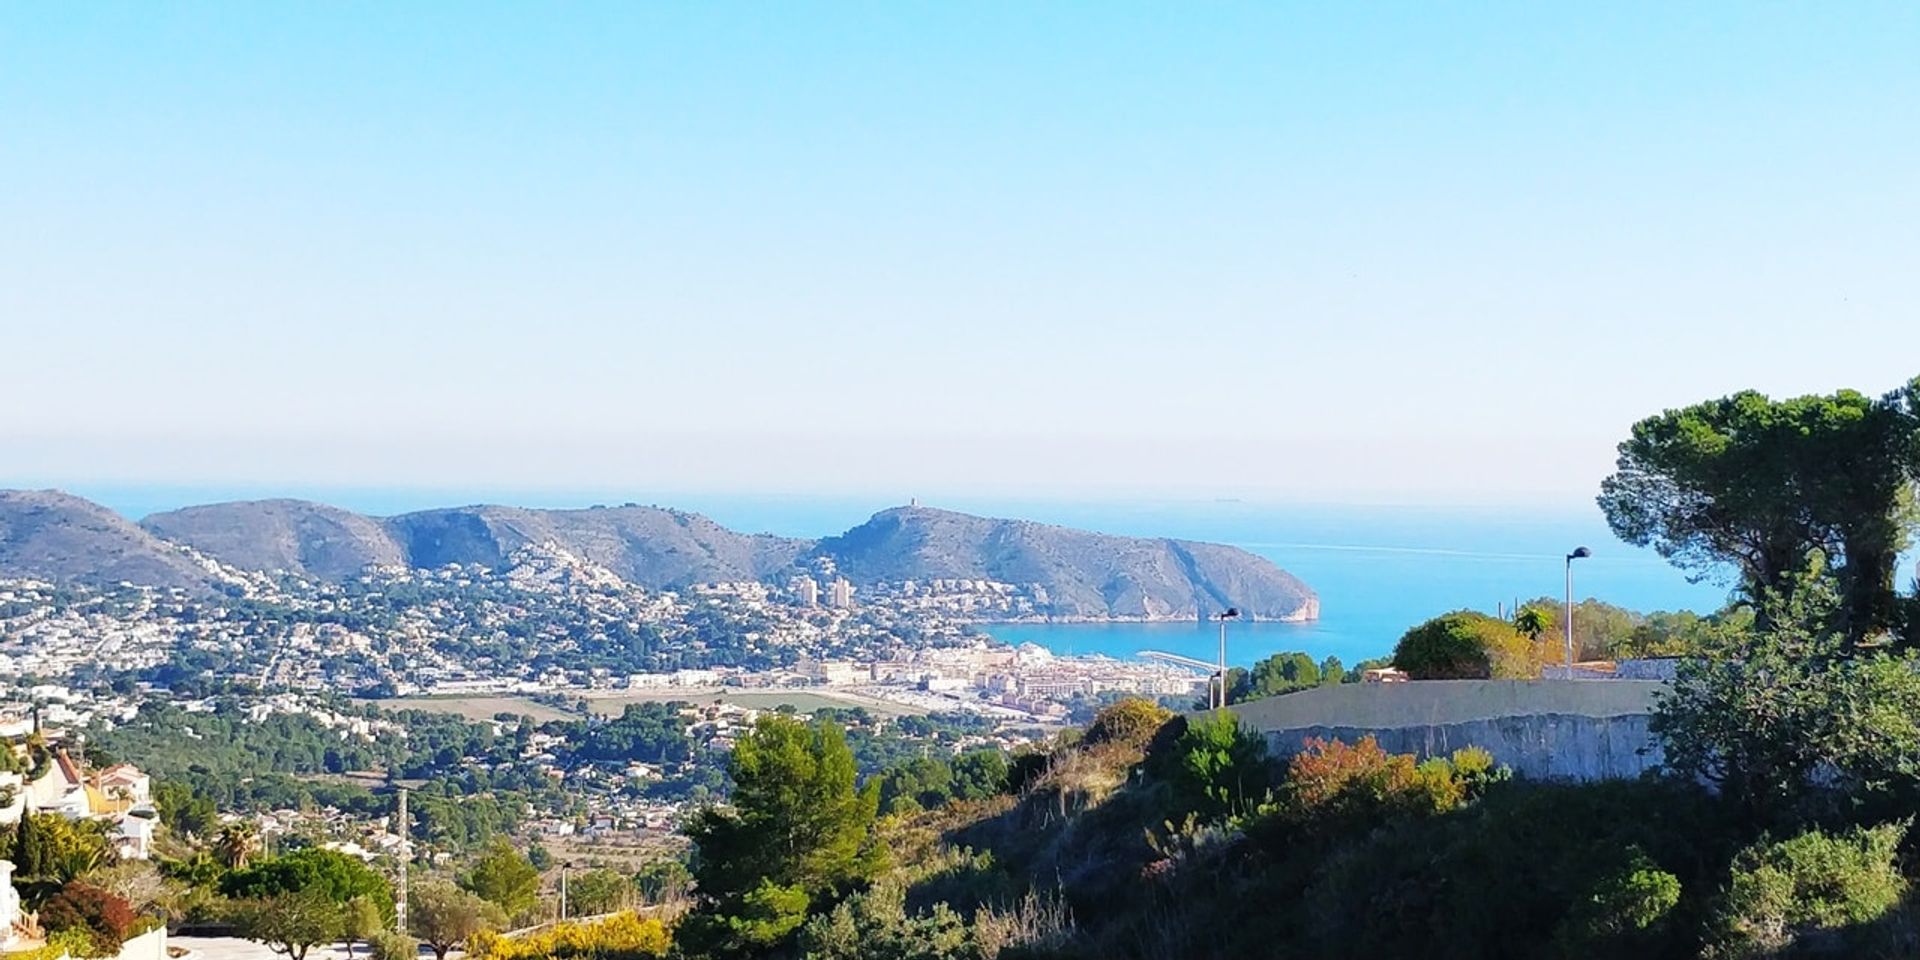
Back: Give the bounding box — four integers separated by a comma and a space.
1262, 712, 1664, 782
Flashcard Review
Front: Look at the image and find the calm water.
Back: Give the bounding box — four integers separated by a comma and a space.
75, 485, 1732, 668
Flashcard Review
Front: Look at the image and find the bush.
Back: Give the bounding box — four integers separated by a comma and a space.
1393, 611, 1534, 679
369, 930, 420, 960
37, 881, 139, 955
1301, 779, 1735, 960
1708, 823, 1908, 957
1006, 750, 1052, 796
798, 880, 970, 960
1274, 737, 1492, 833
1554, 846, 1683, 958
1082, 698, 1173, 752
7, 927, 102, 960
1161, 710, 1271, 821
467, 912, 670, 960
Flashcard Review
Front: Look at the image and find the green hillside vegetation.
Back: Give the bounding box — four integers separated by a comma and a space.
658, 578, 1920, 958
637, 375, 1920, 958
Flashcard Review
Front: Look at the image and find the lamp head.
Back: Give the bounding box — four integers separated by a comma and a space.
1568, 546, 1592, 560
1222, 607, 1240, 620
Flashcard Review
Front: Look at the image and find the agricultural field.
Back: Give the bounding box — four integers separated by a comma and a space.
370, 694, 579, 723
582, 688, 927, 718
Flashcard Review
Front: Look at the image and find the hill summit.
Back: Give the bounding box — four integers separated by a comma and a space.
0, 492, 1318, 621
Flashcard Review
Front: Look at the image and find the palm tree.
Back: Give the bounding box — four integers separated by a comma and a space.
214, 821, 261, 870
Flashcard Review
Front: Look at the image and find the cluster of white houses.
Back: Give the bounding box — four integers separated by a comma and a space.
1, 741, 156, 861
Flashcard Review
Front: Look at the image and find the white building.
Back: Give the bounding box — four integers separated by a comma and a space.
97, 764, 152, 805
828, 578, 854, 609
0, 859, 20, 949
27, 750, 92, 818
790, 576, 820, 607
115, 811, 157, 861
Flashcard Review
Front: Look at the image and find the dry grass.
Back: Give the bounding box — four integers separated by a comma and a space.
581, 688, 927, 717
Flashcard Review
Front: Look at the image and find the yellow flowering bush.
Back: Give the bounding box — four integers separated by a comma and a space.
467, 912, 670, 960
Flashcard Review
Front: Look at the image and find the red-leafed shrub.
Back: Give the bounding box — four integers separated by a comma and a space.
1279, 736, 1494, 831
37, 880, 139, 954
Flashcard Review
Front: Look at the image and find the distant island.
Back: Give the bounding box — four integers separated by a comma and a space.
0, 490, 1317, 623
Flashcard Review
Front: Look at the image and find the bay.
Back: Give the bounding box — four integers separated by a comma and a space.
76, 485, 1733, 668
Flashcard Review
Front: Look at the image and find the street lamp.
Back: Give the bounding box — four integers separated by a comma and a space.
1212, 608, 1240, 709
561, 860, 575, 921
1564, 547, 1591, 676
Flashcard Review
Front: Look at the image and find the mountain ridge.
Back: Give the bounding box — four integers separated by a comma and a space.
0, 491, 1318, 621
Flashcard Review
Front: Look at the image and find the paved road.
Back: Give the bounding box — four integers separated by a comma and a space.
172, 938, 445, 960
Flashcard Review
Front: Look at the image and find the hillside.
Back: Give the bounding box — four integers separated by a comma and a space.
142, 498, 407, 580
380, 504, 812, 586
815, 505, 1318, 621
0, 489, 219, 592
142, 499, 812, 588
6, 492, 1319, 621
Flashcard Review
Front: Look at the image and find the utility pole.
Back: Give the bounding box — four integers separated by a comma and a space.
395, 789, 410, 933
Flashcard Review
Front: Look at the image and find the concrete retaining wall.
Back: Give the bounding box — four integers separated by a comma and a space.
115, 927, 168, 960
1262, 712, 1663, 782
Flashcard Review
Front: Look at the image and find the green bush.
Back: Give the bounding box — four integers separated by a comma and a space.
1081, 698, 1173, 752
1161, 710, 1271, 821
1708, 823, 1908, 957
1392, 611, 1533, 679
369, 930, 420, 960
1301, 779, 1735, 960
1553, 846, 1683, 958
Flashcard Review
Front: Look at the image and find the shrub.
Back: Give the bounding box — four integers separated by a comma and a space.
368, 930, 420, 960
1082, 698, 1173, 753
1393, 611, 1533, 679
1162, 710, 1271, 821
1006, 750, 1052, 796
798, 880, 970, 960
37, 881, 139, 955
1301, 779, 1734, 960
1554, 846, 1683, 957
1709, 823, 1908, 957
468, 911, 671, 960
8, 927, 102, 960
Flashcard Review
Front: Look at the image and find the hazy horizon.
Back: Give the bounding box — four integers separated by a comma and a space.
8, 3, 1918, 502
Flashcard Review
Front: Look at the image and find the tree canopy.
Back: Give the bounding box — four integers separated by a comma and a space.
681, 715, 882, 957
220, 848, 392, 908
410, 879, 507, 960
458, 840, 542, 920
1651, 586, 1920, 828
1598, 379, 1920, 642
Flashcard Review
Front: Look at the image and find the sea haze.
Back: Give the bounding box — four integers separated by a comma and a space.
76, 486, 1732, 668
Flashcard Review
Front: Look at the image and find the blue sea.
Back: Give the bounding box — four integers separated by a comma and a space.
76, 485, 1731, 669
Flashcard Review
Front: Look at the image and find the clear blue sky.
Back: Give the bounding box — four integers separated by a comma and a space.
4, 3, 1917, 505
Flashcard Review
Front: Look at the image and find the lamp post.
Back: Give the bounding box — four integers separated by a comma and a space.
561, 860, 574, 921
1212, 608, 1240, 709
1564, 547, 1591, 676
